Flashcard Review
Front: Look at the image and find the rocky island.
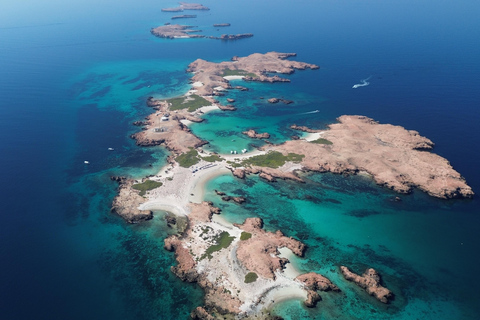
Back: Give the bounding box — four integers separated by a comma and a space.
171, 14, 197, 19
162, 2, 210, 12
111, 51, 473, 318
151, 24, 205, 39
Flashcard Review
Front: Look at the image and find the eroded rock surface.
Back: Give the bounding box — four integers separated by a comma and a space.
162, 2, 210, 12
235, 218, 306, 279
130, 98, 207, 154
340, 266, 393, 303
187, 52, 319, 96
151, 24, 205, 39
110, 177, 152, 223
275, 116, 473, 199
242, 129, 270, 139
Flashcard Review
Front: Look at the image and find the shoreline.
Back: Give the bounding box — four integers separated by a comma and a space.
111, 51, 473, 319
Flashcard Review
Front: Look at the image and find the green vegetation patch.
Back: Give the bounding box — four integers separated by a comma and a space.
201, 231, 235, 260
167, 94, 211, 112
202, 154, 224, 162
311, 138, 333, 145
241, 151, 304, 168
175, 148, 200, 168
132, 180, 163, 196
221, 69, 258, 78
244, 272, 258, 283
240, 232, 252, 241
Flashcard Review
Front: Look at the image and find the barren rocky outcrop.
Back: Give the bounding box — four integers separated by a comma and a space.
290, 124, 322, 133
110, 177, 152, 223
151, 24, 205, 39
164, 203, 310, 318
187, 52, 319, 96
296, 272, 340, 307
340, 266, 393, 303
234, 218, 306, 279
274, 116, 473, 199
171, 14, 197, 19
242, 129, 270, 139
268, 98, 294, 104
130, 98, 207, 154
162, 2, 210, 12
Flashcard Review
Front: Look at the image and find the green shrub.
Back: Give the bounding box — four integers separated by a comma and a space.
241, 151, 304, 168
168, 94, 210, 112
201, 231, 235, 260
202, 154, 224, 162
244, 272, 258, 283
175, 148, 200, 168
311, 138, 333, 145
240, 232, 252, 241
221, 69, 258, 78
131, 180, 163, 196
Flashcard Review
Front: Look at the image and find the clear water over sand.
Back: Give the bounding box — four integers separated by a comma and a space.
1, 0, 479, 319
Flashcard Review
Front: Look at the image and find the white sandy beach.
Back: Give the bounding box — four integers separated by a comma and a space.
304, 131, 325, 141
223, 75, 245, 80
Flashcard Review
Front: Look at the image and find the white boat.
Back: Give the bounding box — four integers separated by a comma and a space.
108, 148, 114, 151
84, 161, 90, 164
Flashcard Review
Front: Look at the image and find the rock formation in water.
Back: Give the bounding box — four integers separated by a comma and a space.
186, 52, 319, 96
162, 2, 210, 12
296, 272, 340, 307
242, 129, 270, 139
272, 116, 473, 199
340, 266, 393, 303
110, 177, 153, 223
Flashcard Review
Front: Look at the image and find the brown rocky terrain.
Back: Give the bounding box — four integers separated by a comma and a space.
109, 50, 474, 318
110, 177, 153, 223
290, 124, 322, 133
151, 24, 205, 39
242, 129, 270, 139
234, 218, 306, 279
130, 98, 207, 154
340, 266, 393, 303
268, 98, 294, 104
163, 202, 312, 318
186, 52, 319, 96
171, 14, 197, 19
162, 2, 210, 12
271, 115, 473, 199
296, 272, 340, 307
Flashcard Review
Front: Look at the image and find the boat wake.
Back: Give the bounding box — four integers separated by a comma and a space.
298, 109, 320, 115
352, 76, 372, 89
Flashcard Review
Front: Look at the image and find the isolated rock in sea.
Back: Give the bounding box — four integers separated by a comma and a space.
110, 177, 152, 223
340, 266, 393, 303
242, 129, 270, 139
277, 116, 474, 199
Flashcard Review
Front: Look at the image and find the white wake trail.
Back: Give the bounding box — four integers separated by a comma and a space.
298, 109, 320, 115
352, 76, 372, 89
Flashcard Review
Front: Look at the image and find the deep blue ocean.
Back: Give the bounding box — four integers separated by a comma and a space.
1, 1, 479, 319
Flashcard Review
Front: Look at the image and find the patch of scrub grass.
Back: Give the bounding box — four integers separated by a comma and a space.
240, 232, 252, 241
244, 272, 258, 283
226, 160, 242, 168
175, 148, 200, 168
201, 231, 235, 260
132, 180, 163, 196
222, 69, 258, 78
167, 94, 210, 112
241, 151, 304, 168
202, 154, 224, 162
311, 138, 333, 145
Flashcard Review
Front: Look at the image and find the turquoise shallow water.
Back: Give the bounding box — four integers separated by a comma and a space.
205, 173, 479, 319
1, 0, 480, 319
